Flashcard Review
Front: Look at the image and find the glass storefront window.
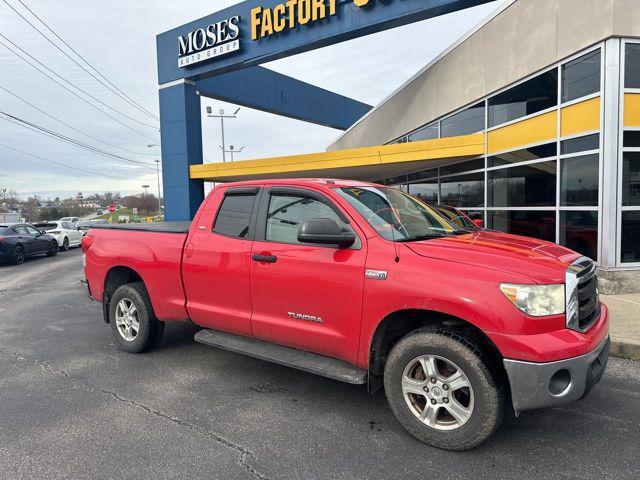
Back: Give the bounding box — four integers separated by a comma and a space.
440, 172, 484, 207
488, 142, 557, 168
408, 180, 438, 203
441, 102, 485, 138
562, 49, 601, 102
622, 152, 640, 206
488, 69, 558, 127
560, 154, 599, 206
561, 134, 599, 155
488, 161, 557, 207
409, 123, 438, 142
625, 43, 640, 88
440, 158, 484, 176
487, 210, 556, 242
560, 211, 598, 260
621, 211, 640, 263
624, 131, 640, 148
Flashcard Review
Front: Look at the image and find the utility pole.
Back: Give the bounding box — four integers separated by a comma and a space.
155, 159, 162, 217
206, 106, 240, 162
147, 144, 163, 218
219, 144, 245, 162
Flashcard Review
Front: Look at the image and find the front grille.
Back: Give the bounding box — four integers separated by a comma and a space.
567, 258, 600, 332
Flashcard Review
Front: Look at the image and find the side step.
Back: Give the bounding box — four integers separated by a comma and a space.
194, 329, 367, 385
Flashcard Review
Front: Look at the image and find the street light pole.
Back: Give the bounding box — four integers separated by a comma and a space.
206, 106, 240, 163
219, 145, 245, 162
142, 185, 150, 195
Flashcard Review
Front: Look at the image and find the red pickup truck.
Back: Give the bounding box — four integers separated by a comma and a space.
82, 179, 609, 450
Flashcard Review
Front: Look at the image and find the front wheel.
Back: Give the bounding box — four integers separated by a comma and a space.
384, 328, 505, 451
109, 283, 164, 353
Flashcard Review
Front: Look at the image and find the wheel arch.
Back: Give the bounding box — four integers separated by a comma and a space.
102, 266, 145, 323
367, 309, 508, 396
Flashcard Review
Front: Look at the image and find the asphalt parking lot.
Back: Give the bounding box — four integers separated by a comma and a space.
0, 249, 639, 479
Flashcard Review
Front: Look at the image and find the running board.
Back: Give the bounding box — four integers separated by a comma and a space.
194, 329, 367, 385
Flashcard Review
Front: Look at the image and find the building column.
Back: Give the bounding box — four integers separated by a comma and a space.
159, 80, 204, 221
600, 38, 622, 268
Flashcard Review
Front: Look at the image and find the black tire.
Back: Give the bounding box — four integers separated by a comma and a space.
46, 240, 58, 257
109, 283, 164, 353
9, 245, 25, 265
384, 328, 505, 451
61, 237, 69, 251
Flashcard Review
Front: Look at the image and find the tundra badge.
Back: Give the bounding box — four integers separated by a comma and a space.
288, 312, 323, 323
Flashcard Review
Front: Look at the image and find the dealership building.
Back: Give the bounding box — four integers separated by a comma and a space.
158, 0, 640, 292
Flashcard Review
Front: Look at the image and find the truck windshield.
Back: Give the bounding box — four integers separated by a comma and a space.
336, 187, 464, 242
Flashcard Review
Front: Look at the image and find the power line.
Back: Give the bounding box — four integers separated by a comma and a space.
0, 142, 121, 179
0, 36, 159, 143
4, 0, 159, 121
0, 33, 158, 131
0, 111, 157, 171
0, 84, 159, 157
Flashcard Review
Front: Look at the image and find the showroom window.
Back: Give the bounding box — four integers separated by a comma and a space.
440, 172, 485, 208
488, 69, 558, 127
560, 154, 599, 206
488, 142, 556, 168
488, 161, 557, 207
562, 49, 601, 103
487, 210, 556, 243
625, 43, 640, 88
441, 102, 485, 138
561, 134, 599, 155
409, 123, 439, 142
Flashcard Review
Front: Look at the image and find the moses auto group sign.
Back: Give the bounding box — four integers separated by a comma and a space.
177, 0, 388, 68
177, 15, 241, 68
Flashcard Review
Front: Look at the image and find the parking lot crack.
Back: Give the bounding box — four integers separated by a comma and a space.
0, 349, 269, 480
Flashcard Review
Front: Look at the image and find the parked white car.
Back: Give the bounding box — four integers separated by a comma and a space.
59, 217, 80, 229
34, 221, 83, 251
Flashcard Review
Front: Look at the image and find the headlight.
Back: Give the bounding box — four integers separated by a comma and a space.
499, 283, 565, 317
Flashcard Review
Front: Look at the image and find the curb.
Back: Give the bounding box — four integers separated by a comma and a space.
610, 336, 640, 361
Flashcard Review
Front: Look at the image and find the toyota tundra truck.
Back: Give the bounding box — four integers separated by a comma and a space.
81, 179, 609, 450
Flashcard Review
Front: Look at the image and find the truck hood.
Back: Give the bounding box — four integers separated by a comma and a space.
403, 230, 580, 284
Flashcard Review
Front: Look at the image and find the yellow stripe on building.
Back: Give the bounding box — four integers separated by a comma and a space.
561, 97, 600, 137
190, 133, 485, 183
624, 93, 640, 127
487, 111, 557, 154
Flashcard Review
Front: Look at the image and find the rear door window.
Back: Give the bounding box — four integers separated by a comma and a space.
213, 192, 257, 239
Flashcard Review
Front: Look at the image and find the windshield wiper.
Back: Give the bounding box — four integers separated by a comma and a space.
395, 233, 448, 242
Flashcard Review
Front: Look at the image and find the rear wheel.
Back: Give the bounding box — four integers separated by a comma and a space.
384, 328, 505, 451
109, 283, 164, 353
46, 240, 58, 257
61, 237, 69, 251
9, 245, 25, 265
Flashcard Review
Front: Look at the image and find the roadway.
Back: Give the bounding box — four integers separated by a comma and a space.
0, 249, 638, 479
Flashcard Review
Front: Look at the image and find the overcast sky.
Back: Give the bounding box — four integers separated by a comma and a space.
0, 0, 502, 199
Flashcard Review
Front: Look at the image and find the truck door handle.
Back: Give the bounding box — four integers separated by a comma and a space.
252, 253, 277, 263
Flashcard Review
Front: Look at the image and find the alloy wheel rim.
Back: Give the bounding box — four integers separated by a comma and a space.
401, 354, 474, 431
16, 248, 24, 263
115, 298, 140, 342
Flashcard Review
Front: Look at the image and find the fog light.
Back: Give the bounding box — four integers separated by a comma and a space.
549, 369, 572, 396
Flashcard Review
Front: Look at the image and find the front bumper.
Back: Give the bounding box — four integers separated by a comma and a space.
504, 335, 610, 415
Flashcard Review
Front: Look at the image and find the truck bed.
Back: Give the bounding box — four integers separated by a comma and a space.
90, 221, 191, 234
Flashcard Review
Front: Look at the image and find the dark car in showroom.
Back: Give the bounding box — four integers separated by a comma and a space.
0, 223, 59, 265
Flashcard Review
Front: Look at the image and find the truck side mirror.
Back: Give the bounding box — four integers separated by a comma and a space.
298, 218, 356, 248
